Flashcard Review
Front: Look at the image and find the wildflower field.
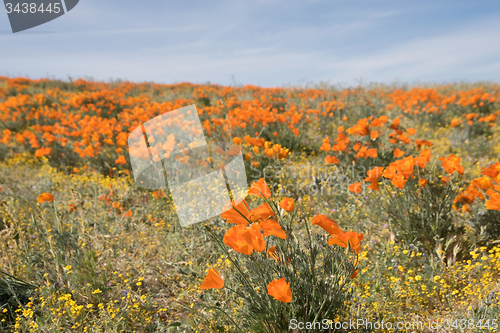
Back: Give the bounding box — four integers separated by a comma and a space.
0, 76, 499, 332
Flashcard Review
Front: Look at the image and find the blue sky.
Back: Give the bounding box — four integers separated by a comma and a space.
1, 0, 500, 87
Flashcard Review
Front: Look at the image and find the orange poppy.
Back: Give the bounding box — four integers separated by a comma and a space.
481, 162, 500, 181
348, 182, 362, 194
366, 148, 378, 158
37, 193, 54, 203
406, 128, 417, 135
350, 269, 359, 279
415, 140, 433, 150
471, 177, 494, 190
279, 197, 295, 212
267, 278, 292, 303
252, 202, 277, 221
115, 155, 127, 164
486, 193, 500, 211
34, 147, 51, 157
258, 219, 287, 239
415, 149, 431, 168
383, 165, 397, 179
393, 148, 405, 158
328, 231, 364, 254
325, 155, 339, 164
390, 118, 400, 130
248, 178, 272, 199
366, 166, 384, 179
311, 214, 341, 234
247, 223, 266, 252
419, 179, 428, 188
391, 174, 407, 189
438, 154, 464, 175
221, 199, 252, 226
223, 224, 254, 255
200, 268, 224, 290
320, 137, 331, 151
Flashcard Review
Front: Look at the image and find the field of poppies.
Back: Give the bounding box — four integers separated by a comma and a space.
0, 76, 500, 332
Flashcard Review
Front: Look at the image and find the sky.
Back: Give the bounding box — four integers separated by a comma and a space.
1, 0, 500, 87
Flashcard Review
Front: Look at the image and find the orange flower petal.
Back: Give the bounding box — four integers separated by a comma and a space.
37, 193, 54, 203
248, 178, 272, 198
200, 268, 224, 290
267, 278, 292, 303
279, 197, 295, 212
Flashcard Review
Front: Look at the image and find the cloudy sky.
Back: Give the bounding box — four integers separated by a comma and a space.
1, 0, 499, 87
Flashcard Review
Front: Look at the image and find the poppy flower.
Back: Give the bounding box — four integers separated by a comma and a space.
481, 162, 500, 181
350, 269, 359, 279
370, 130, 379, 140
248, 178, 272, 198
390, 118, 400, 130
486, 193, 500, 211
391, 174, 407, 189
438, 154, 464, 175
279, 197, 295, 212
267, 278, 292, 303
348, 182, 361, 194
37, 193, 54, 203
221, 199, 252, 226
223, 225, 254, 255
366, 148, 378, 158
419, 179, 428, 188
311, 214, 341, 236
200, 268, 224, 290
258, 219, 287, 239
247, 223, 266, 252
115, 155, 127, 164
366, 179, 379, 191
252, 202, 277, 222
406, 128, 417, 135
365, 166, 384, 179
471, 177, 494, 190
393, 148, 405, 158
415, 149, 431, 168
34, 147, 51, 157
325, 155, 339, 164
124, 210, 133, 217
328, 231, 364, 254
415, 140, 433, 150
383, 165, 397, 179
319, 137, 331, 151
